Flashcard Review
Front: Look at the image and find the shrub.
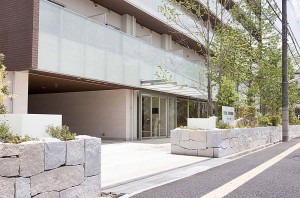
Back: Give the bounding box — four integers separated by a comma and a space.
0, 123, 37, 143
46, 125, 76, 141
290, 115, 300, 125
258, 116, 272, 127
217, 121, 232, 129
267, 114, 281, 126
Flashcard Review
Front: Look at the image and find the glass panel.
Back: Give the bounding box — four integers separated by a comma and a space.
177, 98, 188, 127
142, 96, 151, 138
152, 97, 159, 137
168, 98, 176, 133
159, 98, 167, 137
39, 0, 208, 98
189, 100, 198, 118
200, 102, 208, 118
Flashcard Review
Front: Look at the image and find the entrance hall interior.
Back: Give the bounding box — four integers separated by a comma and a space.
27, 72, 209, 141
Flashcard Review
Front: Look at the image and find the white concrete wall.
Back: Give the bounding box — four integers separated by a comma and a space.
187, 117, 218, 129
4, 71, 29, 114
0, 114, 62, 138
56, 0, 122, 29
28, 89, 136, 140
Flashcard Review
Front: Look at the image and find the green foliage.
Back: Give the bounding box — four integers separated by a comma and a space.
46, 125, 76, 141
289, 113, 300, 125
267, 114, 282, 126
258, 116, 272, 127
240, 105, 257, 127
0, 54, 10, 114
0, 123, 37, 143
216, 78, 238, 119
289, 115, 300, 125
160, 0, 300, 122
236, 121, 250, 128
216, 121, 232, 129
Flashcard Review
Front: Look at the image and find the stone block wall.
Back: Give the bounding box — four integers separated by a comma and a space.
171, 126, 300, 158
0, 136, 101, 198
289, 125, 300, 139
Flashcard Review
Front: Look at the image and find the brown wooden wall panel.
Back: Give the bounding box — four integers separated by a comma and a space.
0, 0, 39, 71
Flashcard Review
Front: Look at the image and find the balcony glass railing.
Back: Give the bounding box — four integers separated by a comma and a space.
38, 0, 207, 97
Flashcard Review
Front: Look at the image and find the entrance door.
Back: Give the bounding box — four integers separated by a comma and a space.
152, 97, 159, 137
142, 96, 151, 138
141, 95, 168, 139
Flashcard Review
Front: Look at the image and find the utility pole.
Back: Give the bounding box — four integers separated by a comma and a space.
282, 0, 289, 142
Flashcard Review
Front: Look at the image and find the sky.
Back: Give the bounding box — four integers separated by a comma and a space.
275, 0, 300, 55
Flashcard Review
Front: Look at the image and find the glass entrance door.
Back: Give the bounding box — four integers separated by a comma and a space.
152, 97, 159, 137
141, 95, 168, 139
142, 96, 151, 138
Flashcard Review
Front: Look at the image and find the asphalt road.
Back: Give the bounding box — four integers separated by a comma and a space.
131, 138, 300, 198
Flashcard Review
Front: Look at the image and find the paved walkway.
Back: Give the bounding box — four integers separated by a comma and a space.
101, 138, 208, 189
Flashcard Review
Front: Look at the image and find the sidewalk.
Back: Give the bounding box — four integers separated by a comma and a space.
101, 139, 208, 189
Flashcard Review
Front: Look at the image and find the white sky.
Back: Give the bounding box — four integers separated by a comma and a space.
275, 0, 300, 52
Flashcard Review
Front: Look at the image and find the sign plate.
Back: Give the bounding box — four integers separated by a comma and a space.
222, 106, 235, 125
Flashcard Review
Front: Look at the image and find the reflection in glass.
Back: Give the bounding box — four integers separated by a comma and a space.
189, 100, 198, 118
200, 102, 208, 118
142, 96, 151, 137
160, 98, 167, 136
168, 98, 176, 134
177, 98, 188, 127
152, 97, 159, 137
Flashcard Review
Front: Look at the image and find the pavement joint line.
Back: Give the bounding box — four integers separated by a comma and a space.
200, 142, 300, 198
101, 157, 212, 191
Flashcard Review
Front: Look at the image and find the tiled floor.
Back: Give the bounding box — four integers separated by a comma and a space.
101, 138, 208, 188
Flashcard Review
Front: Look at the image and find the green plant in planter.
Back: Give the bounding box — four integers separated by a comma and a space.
0, 123, 37, 143
258, 116, 272, 127
46, 125, 76, 141
217, 121, 232, 129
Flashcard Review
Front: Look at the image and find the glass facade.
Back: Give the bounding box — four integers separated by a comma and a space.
177, 98, 188, 127
141, 95, 174, 139
189, 100, 198, 118
39, 0, 207, 94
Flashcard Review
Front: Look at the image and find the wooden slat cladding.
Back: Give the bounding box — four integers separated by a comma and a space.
0, 0, 39, 70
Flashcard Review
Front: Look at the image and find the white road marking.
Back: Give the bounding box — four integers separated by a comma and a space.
201, 143, 300, 198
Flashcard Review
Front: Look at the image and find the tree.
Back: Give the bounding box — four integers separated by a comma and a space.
0, 53, 10, 114
216, 77, 238, 119
160, 0, 237, 116
160, 0, 299, 121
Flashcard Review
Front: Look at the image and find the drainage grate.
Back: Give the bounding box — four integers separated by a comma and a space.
100, 192, 127, 198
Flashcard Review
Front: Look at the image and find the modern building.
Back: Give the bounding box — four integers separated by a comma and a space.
0, 0, 249, 140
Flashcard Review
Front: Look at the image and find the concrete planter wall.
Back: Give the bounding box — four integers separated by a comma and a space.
0, 136, 101, 198
171, 125, 300, 158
